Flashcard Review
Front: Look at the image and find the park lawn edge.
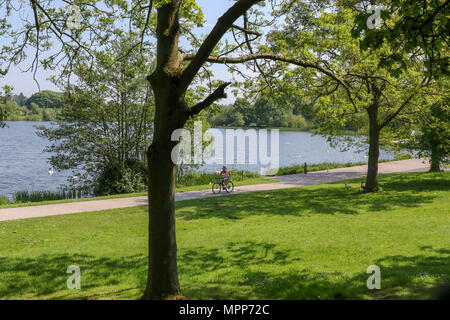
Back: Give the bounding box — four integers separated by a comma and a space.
0, 177, 276, 209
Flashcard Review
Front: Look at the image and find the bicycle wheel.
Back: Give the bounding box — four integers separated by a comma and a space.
225, 181, 234, 193
212, 183, 222, 194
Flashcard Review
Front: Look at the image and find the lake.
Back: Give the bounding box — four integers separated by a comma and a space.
0, 122, 397, 199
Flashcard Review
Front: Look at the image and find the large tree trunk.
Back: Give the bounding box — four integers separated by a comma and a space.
144, 140, 180, 299
141, 0, 262, 299
429, 143, 442, 172
142, 72, 188, 299
365, 104, 381, 193
140, 1, 186, 300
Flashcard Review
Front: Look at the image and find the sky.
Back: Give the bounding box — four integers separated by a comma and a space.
0, 0, 248, 104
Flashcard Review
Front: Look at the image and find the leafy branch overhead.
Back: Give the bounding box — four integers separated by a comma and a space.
1, 0, 359, 112
351, 0, 449, 80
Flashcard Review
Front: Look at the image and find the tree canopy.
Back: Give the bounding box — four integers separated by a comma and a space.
0, 85, 12, 127
350, 0, 449, 79
37, 32, 155, 195
25, 90, 63, 109
247, 1, 436, 191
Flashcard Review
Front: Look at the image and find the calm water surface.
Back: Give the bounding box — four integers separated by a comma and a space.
0, 122, 396, 199
0, 122, 73, 199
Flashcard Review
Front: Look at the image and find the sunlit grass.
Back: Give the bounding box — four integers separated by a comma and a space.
0, 172, 448, 300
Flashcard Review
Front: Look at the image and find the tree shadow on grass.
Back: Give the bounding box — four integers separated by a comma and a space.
0, 253, 147, 299
378, 172, 450, 192
176, 176, 441, 220
1, 241, 448, 300
179, 241, 292, 275
179, 240, 294, 300
180, 242, 450, 300
242, 249, 450, 300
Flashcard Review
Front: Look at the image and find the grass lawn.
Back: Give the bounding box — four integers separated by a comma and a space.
0, 172, 448, 300
0, 177, 274, 209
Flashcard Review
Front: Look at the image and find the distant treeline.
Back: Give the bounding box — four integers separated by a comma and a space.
207, 95, 316, 131
1, 90, 64, 122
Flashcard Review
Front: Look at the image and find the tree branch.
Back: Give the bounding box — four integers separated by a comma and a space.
183, 52, 357, 109
232, 24, 262, 37
187, 82, 232, 117
180, 0, 262, 90
379, 91, 417, 129
242, 13, 272, 91
140, 0, 153, 53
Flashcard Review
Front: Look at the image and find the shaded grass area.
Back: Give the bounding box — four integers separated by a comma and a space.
0, 172, 448, 300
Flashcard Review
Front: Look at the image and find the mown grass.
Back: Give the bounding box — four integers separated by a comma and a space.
0, 172, 448, 300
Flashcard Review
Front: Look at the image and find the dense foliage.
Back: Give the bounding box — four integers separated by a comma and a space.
257, 2, 437, 191
208, 94, 314, 130
25, 91, 63, 109
37, 34, 155, 195
0, 90, 64, 121
409, 97, 450, 171
350, 0, 449, 79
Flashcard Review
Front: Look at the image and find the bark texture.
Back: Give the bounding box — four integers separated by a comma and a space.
142, 0, 260, 299
429, 143, 442, 172
364, 100, 381, 193
143, 0, 186, 299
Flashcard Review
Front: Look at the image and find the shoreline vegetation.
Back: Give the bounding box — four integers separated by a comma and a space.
203, 125, 316, 133
0, 157, 417, 209
2, 121, 317, 133
270, 153, 415, 176
0, 169, 271, 208
210, 125, 359, 135
1, 91, 63, 122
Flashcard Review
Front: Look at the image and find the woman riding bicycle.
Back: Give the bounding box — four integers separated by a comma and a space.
217, 166, 230, 187
212, 166, 234, 194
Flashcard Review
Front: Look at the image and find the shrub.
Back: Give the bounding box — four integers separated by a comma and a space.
393, 153, 414, 161
176, 169, 260, 187
94, 159, 148, 195
0, 195, 8, 205
288, 114, 310, 130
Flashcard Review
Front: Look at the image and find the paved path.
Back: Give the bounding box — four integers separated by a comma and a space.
0, 159, 434, 222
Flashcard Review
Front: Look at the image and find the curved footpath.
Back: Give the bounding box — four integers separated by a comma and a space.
0, 159, 437, 222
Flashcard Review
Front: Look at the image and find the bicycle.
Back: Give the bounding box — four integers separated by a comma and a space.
212, 178, 234, 194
